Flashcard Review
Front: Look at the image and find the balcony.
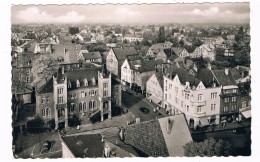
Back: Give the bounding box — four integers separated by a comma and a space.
191, 100, 206, 106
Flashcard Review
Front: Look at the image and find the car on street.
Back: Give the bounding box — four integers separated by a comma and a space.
139, 107, 150, 114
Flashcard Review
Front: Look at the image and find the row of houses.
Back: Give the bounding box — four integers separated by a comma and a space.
146, 64, 251, 129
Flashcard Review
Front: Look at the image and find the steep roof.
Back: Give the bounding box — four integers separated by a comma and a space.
131, 59, 156, 73
196, 68, 216, 88
65, 67, 101, 90
172, 47, 184, 55
155, 72, 164, 88
166, 65, 200, 87
38, 78, 54, 94
62, 134, 104, 158
83, 51, 101, 60
212, 69, 237, 86
112, 47, 138, 61
158, 114, 193, 156
230, 68, 242, 80
124, 120, 169, 157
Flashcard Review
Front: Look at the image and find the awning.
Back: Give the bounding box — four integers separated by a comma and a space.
241, 110, 251, 119
147, 95, 162, 104
199, 118, 209, 126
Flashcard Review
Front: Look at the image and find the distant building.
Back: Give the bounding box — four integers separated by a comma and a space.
123, 35, 143, 42
172, 47, 189, 58
106, 47, 139, 78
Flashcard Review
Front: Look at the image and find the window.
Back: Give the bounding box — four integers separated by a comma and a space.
79, 102, 83, 112
224, 98, 229, 103
103, 82, 108, 88
197, 106, 201, 113
198, 94, 203, 101
165, 80, 167, 91
46, 97, 50, 103
242, 101, 247, 108
89, 90, 95, 96
234, 105, 237, 110
175, 87, 178, 94
41, 97, 46, 104
231, 96, 236, 102
58, 97, 63, 104
211, 104, 216, 111
42, 108, 46, 117
175, 97, 178, 104
58, 88, 63, 94
69, 103, 75, 112
46, 108, 51, 116
26, 76, 30, 82
103, 90, 108, 97
68, 82, 72, 88
223, 106, 228, 112
89, 100, 97, 110
211, 92, 217, 99
83, 102, 87, 111
165, 94, 167, 101
76, 80, 80, 87
185, 93, 189, 100
81, 91, 85, 98
186, 105, 189, 112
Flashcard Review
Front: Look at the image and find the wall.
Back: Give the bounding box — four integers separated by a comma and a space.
106, 49, 119, 76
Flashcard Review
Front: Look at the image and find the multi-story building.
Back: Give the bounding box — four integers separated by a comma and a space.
36, 65, 112, 129
163, 65, 222, 129
146, 73, 164, 106
106, 47, 138, 78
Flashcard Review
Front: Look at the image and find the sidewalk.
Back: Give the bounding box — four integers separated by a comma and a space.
66, 112, 135, 135
191, 118, 251, 134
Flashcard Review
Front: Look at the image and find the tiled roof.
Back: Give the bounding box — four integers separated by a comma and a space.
83, 51, 101, 60
155, 72, 164, 88
38, 78, 53, 94
64, 67, 101, 90
212, 69, 237, 86
166, 65, 200, 87
230, 68, 242, 80
124, 120, 169, 157
172, 47, 184, 55
62, 134, 104, 158
131, 59, 156, 73
158, 114, 193, 157
196, 68, 216, 87
52, 43, 82, 64
112, 47, 138, 61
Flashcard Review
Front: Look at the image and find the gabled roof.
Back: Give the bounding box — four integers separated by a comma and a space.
158, 114, 193, 156
83, 51, 101, 60
166, 65, 200, 87
65, 68, 101, 90
124, 120, 169, 157
172, 47, 184, 55
196, 68, 216, 88
112, 47, 138, 61
212, 69, 237, 86
38, 78, 54, 94
230, 68, 242, 80
62, 134, 104, 158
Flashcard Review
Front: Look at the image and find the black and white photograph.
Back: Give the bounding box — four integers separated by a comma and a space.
3, 0, 256, 159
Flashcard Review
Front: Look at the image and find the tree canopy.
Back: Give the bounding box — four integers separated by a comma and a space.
158, 26, 166, 43
183, 138, 233, 157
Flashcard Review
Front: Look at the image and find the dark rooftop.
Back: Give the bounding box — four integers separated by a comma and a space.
112, 47, 138, 61
62, 134, 104, 158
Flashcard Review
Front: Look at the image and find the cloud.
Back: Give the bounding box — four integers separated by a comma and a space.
16, 7, 85, 23
114, 8, 139, 17
192, 7, 220, 16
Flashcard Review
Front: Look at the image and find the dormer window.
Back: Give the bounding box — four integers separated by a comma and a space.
76, 80, 80, 87
92, 77, 96, 85
68, 81, 72, 88
84, 78, 88, 86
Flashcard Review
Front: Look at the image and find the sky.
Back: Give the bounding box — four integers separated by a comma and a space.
11, 3, 250, 25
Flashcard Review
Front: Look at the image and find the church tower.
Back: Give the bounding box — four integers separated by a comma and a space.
98, 64, 112, 121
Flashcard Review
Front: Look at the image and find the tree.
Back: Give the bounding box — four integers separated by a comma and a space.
179, 39, 184, 47
183, 138, 233, 157
68, 114, 81, 127
215, 48, 225, 61
27, 116, 45, 134
235, 26, 244, 42
158, 26, 166, 43
31, 54, 59, 86
69, 27, 80, 35
167, 36, 179, 47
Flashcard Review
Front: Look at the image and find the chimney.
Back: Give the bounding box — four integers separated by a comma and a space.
166, 118, 172, 134
208, 63, 212, 70
104, 143, 110, 158
119, 127, 124, 141
224, 68, 229, 75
